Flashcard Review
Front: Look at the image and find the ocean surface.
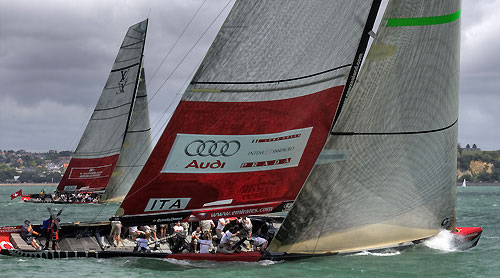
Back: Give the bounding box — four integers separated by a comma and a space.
0, 185, 498, 278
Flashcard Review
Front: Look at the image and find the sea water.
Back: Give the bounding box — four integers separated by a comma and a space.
0, 185, 498, 278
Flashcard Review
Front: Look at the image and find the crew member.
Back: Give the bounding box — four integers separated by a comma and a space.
20, 220, 41, 250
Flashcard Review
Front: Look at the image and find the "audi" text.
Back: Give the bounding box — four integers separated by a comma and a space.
185, 160, 226, 169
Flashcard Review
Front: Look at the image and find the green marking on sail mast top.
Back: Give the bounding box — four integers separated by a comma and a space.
386, 9, 461, 27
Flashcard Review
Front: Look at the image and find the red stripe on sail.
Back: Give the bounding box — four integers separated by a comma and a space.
120, 86, 343, 216
57, 154, 119, 191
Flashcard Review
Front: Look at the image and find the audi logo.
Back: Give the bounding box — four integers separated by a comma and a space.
184, 140, 241, 157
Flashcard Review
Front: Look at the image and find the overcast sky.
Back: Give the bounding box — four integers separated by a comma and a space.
1, 0, 499, 152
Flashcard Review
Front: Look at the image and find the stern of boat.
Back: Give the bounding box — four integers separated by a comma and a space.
0, 226, 21, 255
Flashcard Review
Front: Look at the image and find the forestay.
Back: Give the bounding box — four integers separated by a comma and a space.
270, 0, 461, 254
57, 20, 148, 192
116, 0, 377, 225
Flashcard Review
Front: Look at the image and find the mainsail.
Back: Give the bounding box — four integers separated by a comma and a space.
57, 20, 148, 192
116, 0, 379, 225
101, 66, 153, 202
270, 0, 461, 254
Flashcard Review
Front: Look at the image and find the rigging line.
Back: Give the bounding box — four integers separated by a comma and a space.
147, 0, 208, 84
192, 64, 351, 85
330, 119, 458, 136
147, 0, 234, 104
150, 58, 202, 143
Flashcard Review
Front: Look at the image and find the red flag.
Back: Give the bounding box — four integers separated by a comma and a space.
10, 189, 22, 200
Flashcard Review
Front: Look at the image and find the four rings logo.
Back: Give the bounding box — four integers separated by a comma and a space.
184, 140, 240, 157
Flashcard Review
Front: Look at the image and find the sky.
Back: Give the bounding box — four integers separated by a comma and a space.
0, 0, 499, 151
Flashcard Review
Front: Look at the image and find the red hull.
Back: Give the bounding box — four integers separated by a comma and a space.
453, 226, 482, 249
167, 251, 263, 262
0, 226, 21, 250
1, 226, 483, 260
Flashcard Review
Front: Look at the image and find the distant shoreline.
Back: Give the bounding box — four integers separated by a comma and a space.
0, 183, 57, 187
457, 182, 500, 186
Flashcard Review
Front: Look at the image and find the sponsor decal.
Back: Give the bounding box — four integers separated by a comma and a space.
68, 164, 113, 180
154, 217, 184, 223
0, 227, 21, 233
64, 185, 77, 191
118, 69, 129, 93
145, 198, 191, 212
208, 206, 275, 218
0, 241, 14, 250
162, 127, 312, 173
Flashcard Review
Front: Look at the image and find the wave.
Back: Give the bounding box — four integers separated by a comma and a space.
349, 250, 401, 257
424, 230, 458, 252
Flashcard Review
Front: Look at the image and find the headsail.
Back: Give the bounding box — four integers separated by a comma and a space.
101, 66, 153, 202
57, 20, 148, 192
270, 0, 461, 254
116, 0, 378, 225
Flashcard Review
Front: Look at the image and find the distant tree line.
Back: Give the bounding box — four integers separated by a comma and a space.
0, 150, 71, 183
457, 144, 500, 182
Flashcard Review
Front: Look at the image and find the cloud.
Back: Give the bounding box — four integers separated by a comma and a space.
0, 0, 499, 151
0, 0, 232, 151
0, 96, 89, 151
459, 0, 500, 150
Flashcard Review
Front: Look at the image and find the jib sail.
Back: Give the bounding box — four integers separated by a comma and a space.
270, 0, 461, 254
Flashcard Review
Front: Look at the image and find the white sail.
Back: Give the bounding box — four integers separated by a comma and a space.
270, 0, 461, 254
462, 179, 467, 187
57, 19, 148, 192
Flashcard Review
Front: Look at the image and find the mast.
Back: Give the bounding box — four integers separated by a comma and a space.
269, 0, 461, 255
115, 0, 378, 226
122, 19, 148, 146
57, 19, 148, 192
330, 0, 382, 130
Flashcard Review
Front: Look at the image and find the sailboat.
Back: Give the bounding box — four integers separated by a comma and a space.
462, 179, 467, 187
1, 0, 482, 260
18, 19, 152, 204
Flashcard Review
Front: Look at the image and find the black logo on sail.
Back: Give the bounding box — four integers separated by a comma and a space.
118, 69, 129, 93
